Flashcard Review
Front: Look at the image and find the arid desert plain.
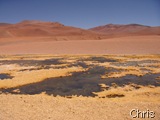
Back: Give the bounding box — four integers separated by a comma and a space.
0, 20, 160, 120
0, 54, 160, 120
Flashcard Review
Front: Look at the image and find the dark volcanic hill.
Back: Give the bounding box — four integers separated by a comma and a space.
89, 24, 160, 37
0, 20, 101, 40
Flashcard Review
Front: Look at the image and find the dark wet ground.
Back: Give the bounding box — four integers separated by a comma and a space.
0, 74, 13, 80
0, 55, 160, 97
0, 65, 159, 97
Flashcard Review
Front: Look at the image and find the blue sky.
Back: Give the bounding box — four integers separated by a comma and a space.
0, 0, 159, 28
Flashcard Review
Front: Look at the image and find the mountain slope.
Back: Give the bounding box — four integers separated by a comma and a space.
0, 20, 101, 40
0, 21, 160, 40
89, 24, 160, 37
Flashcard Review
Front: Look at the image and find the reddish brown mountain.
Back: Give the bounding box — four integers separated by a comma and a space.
0, 23, 12, 26
0, 21, 160, 40
0, 20, 101, 40
89, 24, 160, 38
0, 21, 160, 54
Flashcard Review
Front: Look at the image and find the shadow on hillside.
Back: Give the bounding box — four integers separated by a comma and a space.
0, 65, 159, 97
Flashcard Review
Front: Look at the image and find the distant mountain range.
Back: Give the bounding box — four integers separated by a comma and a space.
89, 24, 160, 38
0, 20, 160, 40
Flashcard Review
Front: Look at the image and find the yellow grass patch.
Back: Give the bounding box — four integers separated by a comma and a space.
0, 67, 85, 88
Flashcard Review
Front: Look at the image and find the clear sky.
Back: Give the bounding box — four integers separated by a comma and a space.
0, 0, 160, 28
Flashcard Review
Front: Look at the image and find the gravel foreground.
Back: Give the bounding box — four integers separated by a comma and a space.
0, 94, 159, 120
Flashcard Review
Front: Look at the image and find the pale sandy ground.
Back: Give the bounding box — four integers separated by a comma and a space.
0, 35, 160, 54
0, 94, 160, 120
